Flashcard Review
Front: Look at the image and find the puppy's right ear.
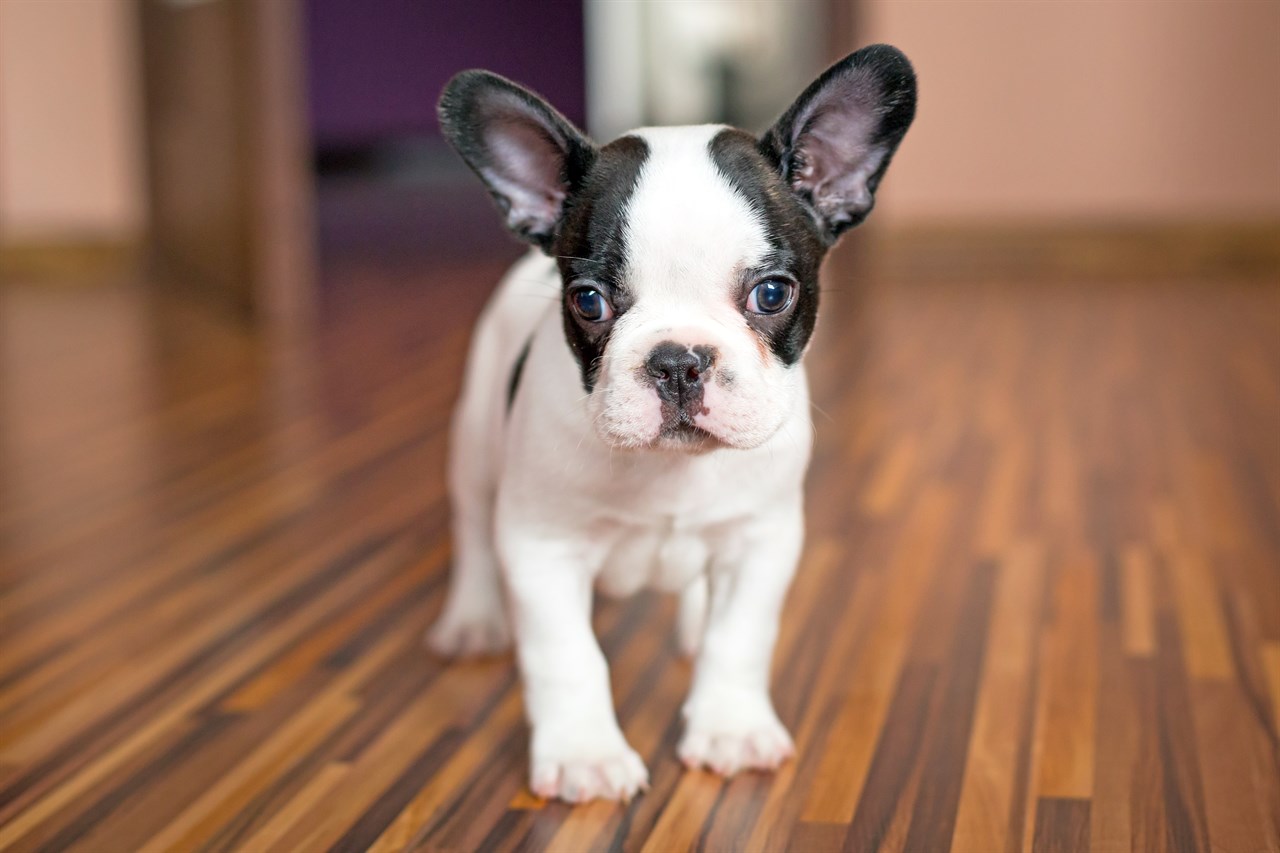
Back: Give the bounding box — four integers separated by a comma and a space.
439, 71, 596, 250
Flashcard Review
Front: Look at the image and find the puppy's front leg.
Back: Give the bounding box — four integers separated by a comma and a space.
679, 500, 803, 776
503, 537, 648, 802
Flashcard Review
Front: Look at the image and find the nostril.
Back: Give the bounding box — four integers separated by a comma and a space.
645, 341, 715, 393
646, 363, 671, 382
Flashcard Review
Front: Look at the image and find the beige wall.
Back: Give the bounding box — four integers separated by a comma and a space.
0, 0, 146, 244
862, 0, 1280, 225
3, 0, 1275, 242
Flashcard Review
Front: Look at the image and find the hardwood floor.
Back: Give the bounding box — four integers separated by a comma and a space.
1, 242, 1278, 852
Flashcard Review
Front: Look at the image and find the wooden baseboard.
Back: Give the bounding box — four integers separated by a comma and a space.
6, 223, 1277, 287
0, 239, 143, 282
863, 221, 1280, 282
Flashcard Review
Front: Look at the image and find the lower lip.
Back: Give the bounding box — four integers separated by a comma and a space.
661, 422, 714, 442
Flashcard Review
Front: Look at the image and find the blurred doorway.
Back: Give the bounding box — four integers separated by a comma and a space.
302, 0, 586, 277
136, 0, 835, 323
139, 0, 316, 328
586, 0, 829, 140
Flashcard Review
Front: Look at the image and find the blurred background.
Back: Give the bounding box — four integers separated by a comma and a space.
3, 0, 1276, 309
2, 2, 1279, 850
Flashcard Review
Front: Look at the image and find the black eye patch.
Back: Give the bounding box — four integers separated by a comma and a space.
553, 136, 650, 392
709, 129, 828, 365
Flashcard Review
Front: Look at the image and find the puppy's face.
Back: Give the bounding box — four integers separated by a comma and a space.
440, 46, 917, 451
555, 127, 822, 451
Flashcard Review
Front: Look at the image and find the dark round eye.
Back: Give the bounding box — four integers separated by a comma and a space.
569, 286, 614, 323
747, 279, 794, 315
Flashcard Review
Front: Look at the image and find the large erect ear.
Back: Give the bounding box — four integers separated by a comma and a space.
760, 44, 917, 241
438, 71, 596, 249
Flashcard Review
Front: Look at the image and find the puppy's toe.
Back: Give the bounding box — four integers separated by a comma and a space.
678, 704, 794, 776
425, 609, 511, 659
680, 727, 794, 776
530, 735, 648, 803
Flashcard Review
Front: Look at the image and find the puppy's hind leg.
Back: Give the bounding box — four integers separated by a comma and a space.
677, 575, 708, 658
427, 346, 511, 658
427, 491, 510, 658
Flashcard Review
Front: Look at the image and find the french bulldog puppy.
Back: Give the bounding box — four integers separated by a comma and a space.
428, 45, 916, 803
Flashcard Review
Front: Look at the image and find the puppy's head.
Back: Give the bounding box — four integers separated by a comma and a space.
440, 46, 916, 451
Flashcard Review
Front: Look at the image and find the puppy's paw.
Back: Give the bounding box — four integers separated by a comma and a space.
531, 730, 649, 803
679, 697, 794, 776
425, 605, 511, 658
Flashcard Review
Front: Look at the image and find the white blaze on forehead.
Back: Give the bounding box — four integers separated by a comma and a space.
621, 126, 771, 303
587, 126, 802, 451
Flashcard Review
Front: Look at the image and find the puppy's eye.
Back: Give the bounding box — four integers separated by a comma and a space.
569, 286, 614, 323
747, 279, 794, 315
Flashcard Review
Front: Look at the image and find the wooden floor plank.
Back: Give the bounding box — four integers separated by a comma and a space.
951, 542, 1046, 853
1031, 797, 1090, 853
2, 250, 1277, 851
1121, 545, 1157, 658
800, 485, 956, 825
1034, 549, 1099, 801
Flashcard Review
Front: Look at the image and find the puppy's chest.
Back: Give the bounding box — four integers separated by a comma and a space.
589, 475, 730, 596
596, 522, 717, 596
587, 453, 770, 520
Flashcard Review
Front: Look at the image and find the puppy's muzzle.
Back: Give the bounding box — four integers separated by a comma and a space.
644, 341, 717, 426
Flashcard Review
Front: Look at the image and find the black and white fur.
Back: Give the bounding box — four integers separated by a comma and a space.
428, 45, 916, 803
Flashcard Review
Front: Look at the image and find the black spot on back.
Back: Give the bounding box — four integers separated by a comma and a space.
506, 336, 533, 415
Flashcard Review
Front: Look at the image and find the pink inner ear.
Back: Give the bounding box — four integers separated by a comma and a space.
790, 72, 889, 219
479, 102, 568, 235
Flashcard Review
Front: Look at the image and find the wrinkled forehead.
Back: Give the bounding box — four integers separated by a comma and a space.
621, 126, 770, 300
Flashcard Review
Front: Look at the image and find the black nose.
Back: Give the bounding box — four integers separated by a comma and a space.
644, 342, 714, 406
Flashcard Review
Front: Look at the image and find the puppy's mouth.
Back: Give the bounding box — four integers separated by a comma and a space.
654, 407, 721, 452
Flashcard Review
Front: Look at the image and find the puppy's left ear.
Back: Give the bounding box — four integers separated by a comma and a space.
760, 44, 917, 241
439, 71, 596, 250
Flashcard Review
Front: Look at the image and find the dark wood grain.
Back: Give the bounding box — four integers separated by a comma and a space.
1, 233, 1278, 852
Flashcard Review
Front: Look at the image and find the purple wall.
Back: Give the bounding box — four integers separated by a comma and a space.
305, 0, 586, 148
